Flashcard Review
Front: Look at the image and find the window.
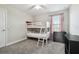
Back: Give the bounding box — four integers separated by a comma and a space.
51, 14, 64, 32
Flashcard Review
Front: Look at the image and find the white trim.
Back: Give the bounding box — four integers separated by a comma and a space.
5, 8, 8, 48
0, 45, 5, 48
6, 38, 26, 46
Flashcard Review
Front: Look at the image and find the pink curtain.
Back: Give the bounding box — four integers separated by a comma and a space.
50, 14, 64, 33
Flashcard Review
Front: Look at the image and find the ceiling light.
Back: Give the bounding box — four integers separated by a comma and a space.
34, 5, 42, 10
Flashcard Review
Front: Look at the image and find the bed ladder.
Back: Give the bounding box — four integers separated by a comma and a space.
37, 22, 49, 47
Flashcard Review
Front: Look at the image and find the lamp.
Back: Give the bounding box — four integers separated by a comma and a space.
34, 5, 42, 10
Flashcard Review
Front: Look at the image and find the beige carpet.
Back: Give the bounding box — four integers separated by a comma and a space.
33, 42, 65, 54
0, 39, 65, 54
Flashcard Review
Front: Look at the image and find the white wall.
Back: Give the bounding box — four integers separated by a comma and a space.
63, 9, 69, 33
0, 5, 33, 45
33, 10, 69, 33
70, 5, 79, 35
34, 9, 69, 33
7, 6, 33, 45
50, 9, 69, 33
33, 14, 50, 26
34, 14, 50, 22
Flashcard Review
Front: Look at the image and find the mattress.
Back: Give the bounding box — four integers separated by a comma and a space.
27, 32, 50, 38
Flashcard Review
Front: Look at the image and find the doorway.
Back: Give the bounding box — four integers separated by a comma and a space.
0, 8, 7, 48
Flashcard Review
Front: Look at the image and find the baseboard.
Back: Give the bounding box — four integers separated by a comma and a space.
0, 45, 5, 48
6, 38, 27, 46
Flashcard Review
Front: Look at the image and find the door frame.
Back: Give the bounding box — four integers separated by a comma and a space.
0, 8, 7, 48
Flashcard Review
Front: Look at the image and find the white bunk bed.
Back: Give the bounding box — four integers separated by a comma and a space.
26, 21, 50, 47
26, 22, 50, 38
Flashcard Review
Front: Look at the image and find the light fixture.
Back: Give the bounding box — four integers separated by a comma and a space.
34, 5, 42, 10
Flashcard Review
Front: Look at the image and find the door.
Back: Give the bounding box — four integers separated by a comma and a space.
0, 8, 7, 48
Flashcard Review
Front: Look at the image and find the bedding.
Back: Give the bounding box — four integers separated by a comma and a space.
27, 32, 50, 38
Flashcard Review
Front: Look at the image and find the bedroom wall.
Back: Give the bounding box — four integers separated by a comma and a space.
70, 5, 79, 35
50, 9, 69, 33
33, 14, 50, 26
7, 6, 33, 45
0, 5, 33, 46
33, 9, 69, 33
34, 14, 50, 22
63, 9, 69, 33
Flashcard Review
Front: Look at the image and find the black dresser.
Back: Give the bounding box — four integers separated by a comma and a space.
53, 32, 70, 54
53, 32, 66, 43
69, 35, 79, 54
69, 40, 79, 54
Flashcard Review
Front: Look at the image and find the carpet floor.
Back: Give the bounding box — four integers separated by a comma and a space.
0, 39, 65, 54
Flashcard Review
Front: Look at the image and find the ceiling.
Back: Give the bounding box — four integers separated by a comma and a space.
7, 4, 70, 15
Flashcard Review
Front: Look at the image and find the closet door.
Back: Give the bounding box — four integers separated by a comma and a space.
0, 8, 7, 48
